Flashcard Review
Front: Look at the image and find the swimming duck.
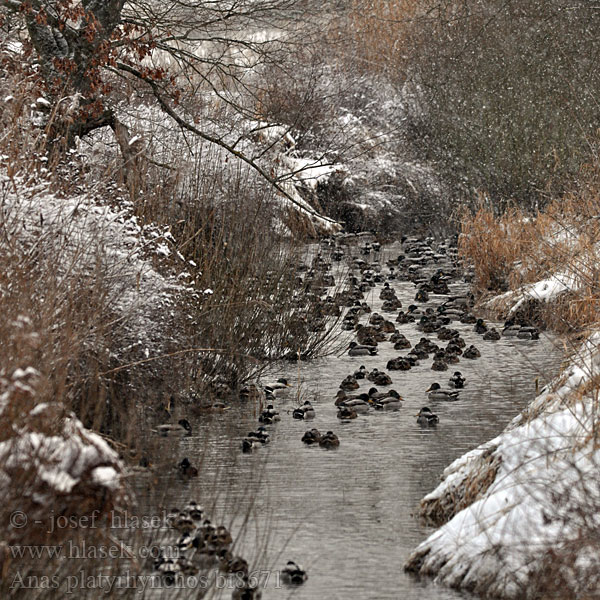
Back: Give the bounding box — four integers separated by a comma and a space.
339, 395, 371, 413
219, 550, 249, 575
155, 418, 192, 437
463, 345, 481, 359
426, 383, 459, 401
177, 457, 198, 477
474, 318, 488, 334
373, 393, 402, 410
431, 359, 448, 371
367, 368, 393, 386
379, 283, 397, 300
483, 327, 501, 341
267, 378, 291, 390
184, 501, 204, 520
319, 431, 340, 448
171, 512, 196, 534
282, 560, 308, 584
416, 406, 439, 426
301, 428, 322, 444
293, 401, 316, 419
367, 387, 400, 401
396, 310, 415, 324
517, 326, 539, 340
353, 365, 367, 379
415, 288, 429, 303
448, 371, 466, 388
386, 356, 412, 371
337, 405, 358, 420
258, 404, 280, 424
340, 375, 360, 390
348, 341, 378, 356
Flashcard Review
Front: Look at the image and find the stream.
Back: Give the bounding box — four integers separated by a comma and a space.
134, 238, 563, 599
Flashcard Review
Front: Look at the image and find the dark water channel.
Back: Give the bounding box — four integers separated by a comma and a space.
134, 240, 563, 600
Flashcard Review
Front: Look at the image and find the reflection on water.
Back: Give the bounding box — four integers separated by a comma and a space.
134, 242, 563, 600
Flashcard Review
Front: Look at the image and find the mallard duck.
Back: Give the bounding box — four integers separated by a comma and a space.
426, 383, 459, 401
463, 345, 481, 359
373, 393, 402, 410
353, 365, 367, 379
319, 431, 340, 448
340, 375, 360, 390
219, 550, 249, 576
348, 341, 378, 356
517, 326, 539, 340
474, 318, 488, 334
267, 378, 291, 390
337, 405, 358, 420
386, 356, 412, 371
282, 560, 308, 584
379, 283, 397, 300
396, 310, 415, 324
339, 395, 371, 413
177, 457, 198, 477
155, 418, 192, 437
415, 288, 429, 303
184, 501, 204, 520
301, 428, 322, 444
416, 406, 439, 426
483, 327, 501, 341
449, 371, 466, 388
431, 359, 448, 371
367, 387, 400, 401
258, 404, 280, 424
367, 368, 393, 386
171, 512, 196, 534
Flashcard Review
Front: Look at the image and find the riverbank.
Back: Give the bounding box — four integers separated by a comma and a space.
405, 203, 600, 599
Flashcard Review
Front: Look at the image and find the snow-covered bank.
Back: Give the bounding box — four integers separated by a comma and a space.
405, 301, 600, 598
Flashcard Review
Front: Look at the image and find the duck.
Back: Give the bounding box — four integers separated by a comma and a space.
483, 327, 501, 341
416, 406, 439, 426
474, 318, 488, 334
282, 560, 308, 584
219, 550, 249, 575
340, 375, 360, 390
348, 341, 378, 356
258, 404, 280, 424
373, 393, 402, 410
266, 378, 291, 390
415, 288, 429, 302
367, 387, 401, 402
337, 405, 358, 420
184, 501, 204, 520
386, 356, 412, 371
426, 383, 459, 401
339, 395, 371, 413
293, 401, 316, 419
301, 428, 322, 444
431, 359, 448, 371
517, 326, 540, 340
463, 345, 481, 359
448, 371, 466, 388
155, 418, 192, 437
177, 457, 198, 477
319, 431, 340, 448
353, 365, 367, 379
367, 368, 393, 386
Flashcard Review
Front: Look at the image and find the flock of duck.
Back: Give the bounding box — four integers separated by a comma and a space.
149, 499, 306, 598
150, 233, 542, 598
241, 235, 540, 460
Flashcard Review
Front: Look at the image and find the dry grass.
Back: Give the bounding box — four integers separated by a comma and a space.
329, 0, 418, 84
459, 171, 600, 335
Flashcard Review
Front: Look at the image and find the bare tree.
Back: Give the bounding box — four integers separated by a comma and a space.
0, 0, 341, 223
